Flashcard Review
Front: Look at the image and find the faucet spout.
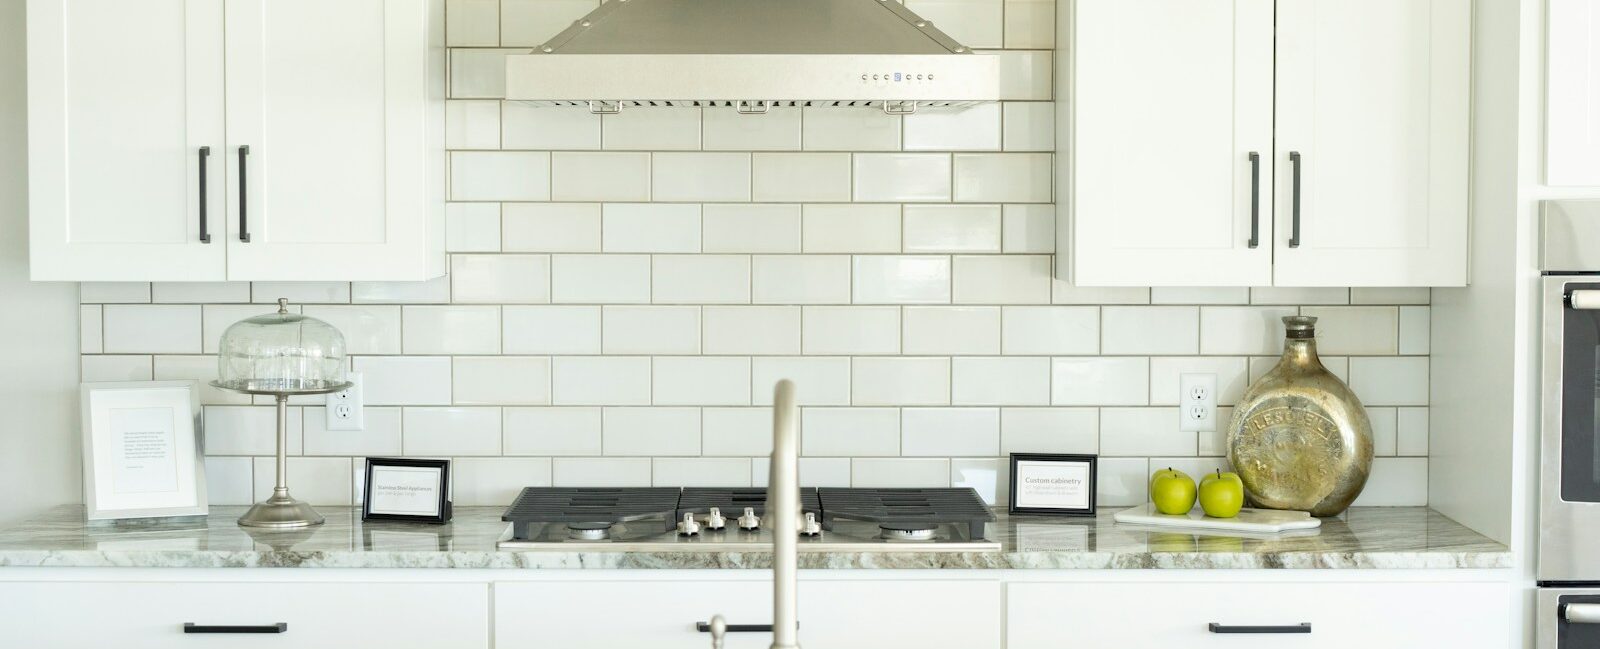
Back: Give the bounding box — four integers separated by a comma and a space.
768, 379, 800, 649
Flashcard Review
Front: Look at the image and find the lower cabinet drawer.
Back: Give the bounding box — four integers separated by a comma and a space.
1007, 580, 1509, 648
495, 578, 1002, 649
0, 581, 489, 649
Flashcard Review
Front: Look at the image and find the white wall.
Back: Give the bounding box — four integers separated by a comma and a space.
0, 0, 82, 525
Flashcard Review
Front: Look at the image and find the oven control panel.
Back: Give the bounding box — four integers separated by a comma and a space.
860, 72, 937, 83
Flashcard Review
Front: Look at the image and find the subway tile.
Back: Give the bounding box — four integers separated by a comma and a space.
1101, 408, 1193, 457
853, 154, 952, 202
453, 458, 553, 506
451, 254, 552, 304
851, 357, 951, 406
652, 153, 752, 202
153, 355, 249, 405
450, 151, 551, 201
1001, 101, 1054, 152
751, 153, 851, 202
354, 356, 452, 405
448, 48, 519, 99
551, 356, 652, 405
752, 357, 852, 405
903, 205, 1002, 253
1001, 204, 1055, 253
903, 306, 1001, 355
152, 282, 250, 304
652, 255, 750, 304
204, 405, 303, 456
303, 407, 401, 456
802, 408, 900, 457
802, 306, 901, 355
1052, 357, 1148, 406
402, 305, 500, 354
551, 254, 651, 304
1249, 287, 1349, 305
603, 407, 701, 456
802, 106, 901, 150
1369, 406, 1398, 456
1351, 457, 1428, 506
905, 0, 1003, 48
251, 282, 349, 305
1351, 288, 1431, 305
445, 99, 500, 148
1096, 457, 1151, 506
103, 305, 201, 354
445, 0, 499, 46
951, 357, 1050, 405
1200, 306, 1297, 355
1001, 408, 1099, 454
1101, 306, 1200, 355
83, 355, 153, 382
253, 457, 351, 506
1150, 288, 1251, 305
204, 457, 254, 506
703, 105, 802, 150
792, 458, 853, 487
1149, 357, 1250, 406
403, 407, 502, 456
1399, 306, 1430, 354
602, 203, 701, 253
503, 305, 601, 355
903, 102, 1002, 151
1349, 357, 1429, 406
902, 408, 1000, 456
502, 203, 601, 253
853, 256, 952, 304
703, 306, 801, 355
851, 458, 951, 488
752, 256, 851, 304
1301, 306, 1399, 355
81, 282, 151, 303
453, 356, 551, 405
552, 458, 653, 487
652, 458, 752, 487
1198, 407, 1234, 456
550, 152, 650, 201
352, 277, 450, 304
952, 458, 1005, 505
504, 407, 603, 455
603, 107, 701, 150
653, 357, 752, 406
1053, 284, 1150, 305
1397, 407, 1429, 456
953, 153, 1051, 202
702, 204, 801, 253
301, 306, 401, 355
1003, 0, 1055, 48
1249, 355, 1351, 384
993, 50, 1052, 100
703, 408, 774, 456
501, 101, 601, 150
446, 203, 502, 252
501, 0, 598, 46
801, 204, 901, 253
1002, 306, 1098, 355
953, 255, 1051, 304
80, 305, 101, 353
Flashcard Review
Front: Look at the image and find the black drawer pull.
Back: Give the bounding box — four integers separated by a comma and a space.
237, 145, 251, 243
1246, 151, 1260, 248
697, 621, 797, 633
183, 622, 287, 634
198, 146, 211, 243
1209, 622, 1310, 634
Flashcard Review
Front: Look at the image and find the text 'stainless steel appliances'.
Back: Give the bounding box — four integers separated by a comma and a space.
1539, 200, 1600, 648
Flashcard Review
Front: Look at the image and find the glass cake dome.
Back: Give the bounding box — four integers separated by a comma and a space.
212, 298, 351, 395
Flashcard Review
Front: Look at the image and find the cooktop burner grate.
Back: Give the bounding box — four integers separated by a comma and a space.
677, 487, 822, 519
503, 487, 681, 539
817, 488, 995, 539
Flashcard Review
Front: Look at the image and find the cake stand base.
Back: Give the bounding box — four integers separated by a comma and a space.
238, 488, 325, 528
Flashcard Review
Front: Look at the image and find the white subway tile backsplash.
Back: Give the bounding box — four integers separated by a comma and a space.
953, 255, 1051, 304
1249, 287, 1349, 305
503, 306, 601, 354
552, 458, 652, 487
1052, 284, 1150, 305
453, 356, 551, 405
1199, 306, 1297, 355
703, 105, 802, 151
304, 406, 401, 456
653, 357, 752, 406
654, 458, 753, 487
103, 305, 201, 354
551, 254, 652, 303
1096, 457, 1150, 506
154, 355, 248, 405
1004, 0, 1055, 48
152, 282, 250, 304
301, 306, 401, 355
953, 153, 1051, 203
1349, 357, 1430, 406
1101, 306, 1200, 355
448, 48, 519, 98
352, 277, 450, 304
802, 204, 901, 253
550, 152, 650, 201
603, 107, 701, 150
1351, 288, 1431, 305
1369, 406, 1398, 456
1001, 408, 1099, 454
1001, 306, 1098, 355
703, 306, 801, 355
952, 458, 1004, 505
501, 0, 597, 46
453, 458, 553, 505
802, 107, 901, 151
446, 0, 499, 46
603, 407, 701, 456
903, 307, 1001, 355
652, 255, 750, 304
251, 282, 349, 305
800, 306, 898, 355
403, 305, 501, 354
80, 305, 101, 353
752, 357, 852, 405
83, 355, 153, 382
803, 408, 900, 457
702, 204, 801, 253
552, 356, 652, 405
851, 458, 950, 488
602, 204, 701, 253
905, 0, 1002, 49
1149, 357, 1250, 406
1351, 457, 1428, 506
205, 405, 304, 456
703, 408, 773, 456
445, 99, 500, 149
1150, 288, 1250, 305
852, 256, 952, 304
1052, 357, 1148, 406
902, 408, 1000, 456
82, 282, 151, 303
1101, 408, 1192, 457
752, 255, 851, 304
254, 457, 351, 506
204, 457, 254, 506
652, 153, 752, 202
355, 356, 453, 405
504, 407, 602, 456
451, 151, 551, 201
451, 254, 551, 303
951, 357, 1050, 405
1397, 407, 1429, 456
1001, 102, 1054, 152
903, 205, 1002, 253
404, 407, 503, 455
1001, 204, 1054, 253
502, 203, 601, 252
993, 50, 1052, 100
501, 102, 601, 150
853, 154, 952, 202
1399, 306, 1430, 354
852, 357, 950, 406
446, 203, 502, 252
752, 153, 852, 202
1301, 306, 1399, 355
903, 103, 1002, 151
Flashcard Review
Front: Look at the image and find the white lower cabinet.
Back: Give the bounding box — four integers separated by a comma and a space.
495, 578, 1003, 649
1006, 580, 1509, 648
0, 581, 489, 649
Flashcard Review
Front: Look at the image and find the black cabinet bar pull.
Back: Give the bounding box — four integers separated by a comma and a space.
1247, 151, 1260, 249
697, 622, 795, 633
1288, 151, 1303, 248
1209, 622, 1311, 634
198, 146, 211, 244
238, 145, 251, 243
183, 622, 287, 634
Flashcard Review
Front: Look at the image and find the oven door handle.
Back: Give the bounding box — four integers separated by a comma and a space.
1569, 290, 1600, 310
1564, 603, 1600, 623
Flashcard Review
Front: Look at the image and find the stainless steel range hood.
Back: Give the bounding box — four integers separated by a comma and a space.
504, 0, 1001, 108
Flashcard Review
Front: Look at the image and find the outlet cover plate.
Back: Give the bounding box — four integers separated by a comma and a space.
325, 372, 364, 431
1179, 372, 1216, 432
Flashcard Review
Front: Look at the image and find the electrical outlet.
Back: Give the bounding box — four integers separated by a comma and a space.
1179, 373, 1217, 432
325, 372, 364, 431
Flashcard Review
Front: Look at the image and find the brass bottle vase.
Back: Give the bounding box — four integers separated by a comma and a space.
1226, 316, 1373, 516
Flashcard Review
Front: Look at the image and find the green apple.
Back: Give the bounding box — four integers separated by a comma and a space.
1198, 469, 1245, 518
1149, 467, 1197, 515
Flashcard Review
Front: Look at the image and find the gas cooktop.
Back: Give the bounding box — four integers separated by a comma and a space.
496, 487, 1000, 553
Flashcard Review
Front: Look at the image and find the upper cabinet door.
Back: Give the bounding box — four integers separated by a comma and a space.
223, 0, 443, 281
27, 0, 227, 281
1273, 0, 1470, 287
1069, 0, 1274, 287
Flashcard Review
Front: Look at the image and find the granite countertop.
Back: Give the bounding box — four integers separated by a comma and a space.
0, 505, 1510, 570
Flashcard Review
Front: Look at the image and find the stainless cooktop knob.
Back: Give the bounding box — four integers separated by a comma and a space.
677, 512, 701, 536
800, 512, 822, 537
738, 507, 761, 531
704, 507, 727, 530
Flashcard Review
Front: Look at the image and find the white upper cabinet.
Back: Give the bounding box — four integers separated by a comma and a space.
1069, 0, 1274, 287
1064, 0, 1470, 287
27, 0, 227, 281
27, 0, 444, 282
1272, 0, 1470, 287
1547, 0, 1600, 185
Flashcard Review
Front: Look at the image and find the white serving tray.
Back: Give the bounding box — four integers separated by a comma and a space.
1112, 503, 1323, 534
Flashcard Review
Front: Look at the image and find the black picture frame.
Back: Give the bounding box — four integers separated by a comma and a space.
1008, 453, 1097, 517
362, 457, 452, 524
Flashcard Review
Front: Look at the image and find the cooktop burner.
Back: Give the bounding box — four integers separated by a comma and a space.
817, 488, 995, 540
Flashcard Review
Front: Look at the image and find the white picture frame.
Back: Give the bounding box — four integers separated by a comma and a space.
80, 381, 208, 521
